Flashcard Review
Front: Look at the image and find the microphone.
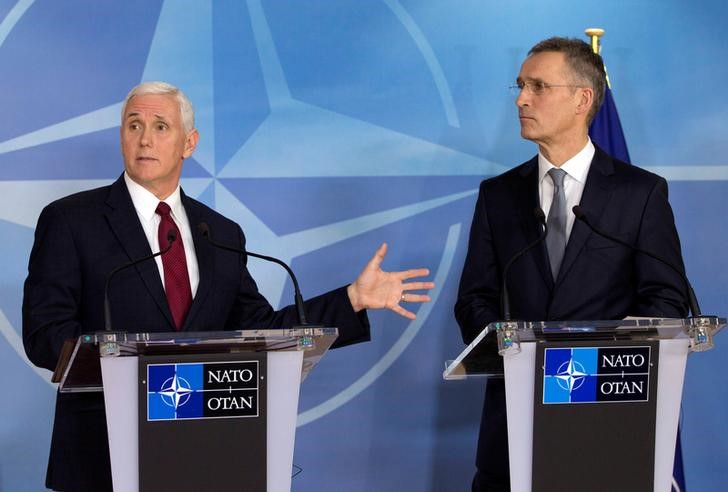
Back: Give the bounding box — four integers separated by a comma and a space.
104, 229, 177, 331
501, 207, 548, 320
572, 205, 701, 317
196, 222, 312, 326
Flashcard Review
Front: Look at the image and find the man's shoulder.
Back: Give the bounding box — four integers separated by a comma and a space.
478, 155, 537, 191
46, 183, 114, 212
182, 195, 241, 231
595, 148, 667, 188
616, 159, 661, 180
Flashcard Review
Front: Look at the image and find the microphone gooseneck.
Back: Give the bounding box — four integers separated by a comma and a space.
104, 229, 177, 331
500, 207, 549, 321
572, 205, 701, 317
196, 222, 311, 326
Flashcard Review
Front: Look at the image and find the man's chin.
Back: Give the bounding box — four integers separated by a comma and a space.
520, 128, 536, 141
126, 172, 158, 191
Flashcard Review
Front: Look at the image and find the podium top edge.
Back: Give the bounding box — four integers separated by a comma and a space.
485, 317, 727, 332
86, 327, 339, 345
442, 317, 726, 380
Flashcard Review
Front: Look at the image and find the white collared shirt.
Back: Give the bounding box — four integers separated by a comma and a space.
538, 139, 595, 241
124, 173, 199, 297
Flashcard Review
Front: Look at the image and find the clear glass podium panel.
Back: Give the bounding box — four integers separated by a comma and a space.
443, 317, 726, 380
54, 327, 339, 393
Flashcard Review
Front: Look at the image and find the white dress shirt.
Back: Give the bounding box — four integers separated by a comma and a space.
124, 173, 200, 297
538, 139, 595, 242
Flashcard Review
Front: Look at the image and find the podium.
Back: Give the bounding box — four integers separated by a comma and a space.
444, 317, 726, 492
53, 327, 339, 492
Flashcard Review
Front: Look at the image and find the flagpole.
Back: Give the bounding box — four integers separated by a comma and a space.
585, 27, 611, 88
585, 27, 603, 53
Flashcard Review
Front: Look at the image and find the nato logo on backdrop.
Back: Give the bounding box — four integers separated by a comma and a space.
543, 346, 651, 404
147, 361, 260, 421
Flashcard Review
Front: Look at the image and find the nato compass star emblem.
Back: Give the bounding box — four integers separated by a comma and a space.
0, 1, 504, 424
554, 358, 587, 393
543, 347, 600, 404
158, 374, 194, 410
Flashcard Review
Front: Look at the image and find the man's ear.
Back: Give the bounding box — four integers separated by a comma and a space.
575, 87, 594, 117
183, 129, 200, 159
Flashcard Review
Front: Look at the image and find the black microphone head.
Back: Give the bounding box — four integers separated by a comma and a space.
197, 222, 211, 238
572, 205, 585, 220
533, 207, 546, 222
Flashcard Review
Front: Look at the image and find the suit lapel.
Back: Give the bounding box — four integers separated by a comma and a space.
556, 147, 615, 284
181, 192, 214, 331
104, 175, 176, 330
515, 157, 553, 289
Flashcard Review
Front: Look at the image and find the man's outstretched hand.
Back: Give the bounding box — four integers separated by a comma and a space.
347, 243, 435, 320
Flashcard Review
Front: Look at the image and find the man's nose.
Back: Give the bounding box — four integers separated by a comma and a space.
515, 87, 530, 107
140, 127, 153, 146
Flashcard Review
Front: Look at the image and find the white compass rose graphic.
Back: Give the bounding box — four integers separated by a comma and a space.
158, 374, 194, 410
555, 358, 588, 393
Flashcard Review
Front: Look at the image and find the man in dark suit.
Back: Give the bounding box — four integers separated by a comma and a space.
23, 81, 434, 492
454, 37, 688, 491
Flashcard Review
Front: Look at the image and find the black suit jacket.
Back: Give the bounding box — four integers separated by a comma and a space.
454, 146, 688, 486
23, 175, 370, 491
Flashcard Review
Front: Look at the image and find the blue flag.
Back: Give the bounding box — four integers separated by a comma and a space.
589, 82, 687, 492
589, 86, 631, 163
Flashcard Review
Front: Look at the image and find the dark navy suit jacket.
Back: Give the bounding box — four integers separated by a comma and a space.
454, 146, 688, 488
23, 174, 370, 491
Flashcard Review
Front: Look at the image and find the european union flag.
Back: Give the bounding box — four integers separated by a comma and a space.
589, 86, 631, 163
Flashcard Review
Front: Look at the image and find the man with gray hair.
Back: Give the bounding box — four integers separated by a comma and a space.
455, 37, 688, 490
23, 81, 434, 491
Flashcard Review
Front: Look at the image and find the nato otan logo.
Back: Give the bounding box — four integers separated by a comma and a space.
147, 361, 259, 421
543, 347, 651, 404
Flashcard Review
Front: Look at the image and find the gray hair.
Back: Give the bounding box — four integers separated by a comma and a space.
121, 81, 195, 133
528, 37, 606, 124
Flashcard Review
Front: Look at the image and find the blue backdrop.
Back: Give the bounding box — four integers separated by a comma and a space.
1, 1, 726, 490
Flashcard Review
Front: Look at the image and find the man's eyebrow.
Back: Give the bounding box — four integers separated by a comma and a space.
124, 112, 170, 121
517, 76, 544, 83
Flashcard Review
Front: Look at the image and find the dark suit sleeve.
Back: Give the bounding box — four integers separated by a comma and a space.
301, 286, 371, 347
632, 177, 689, 317
225, 224, 370, 349
23, 204, 84, 371
454, 184, 502, 344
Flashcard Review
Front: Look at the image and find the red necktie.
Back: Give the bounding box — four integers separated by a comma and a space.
156, 202, 192, 330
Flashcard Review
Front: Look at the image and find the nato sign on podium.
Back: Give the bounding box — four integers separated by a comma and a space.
444, 317, 726, 492
54, 327, 339, 492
